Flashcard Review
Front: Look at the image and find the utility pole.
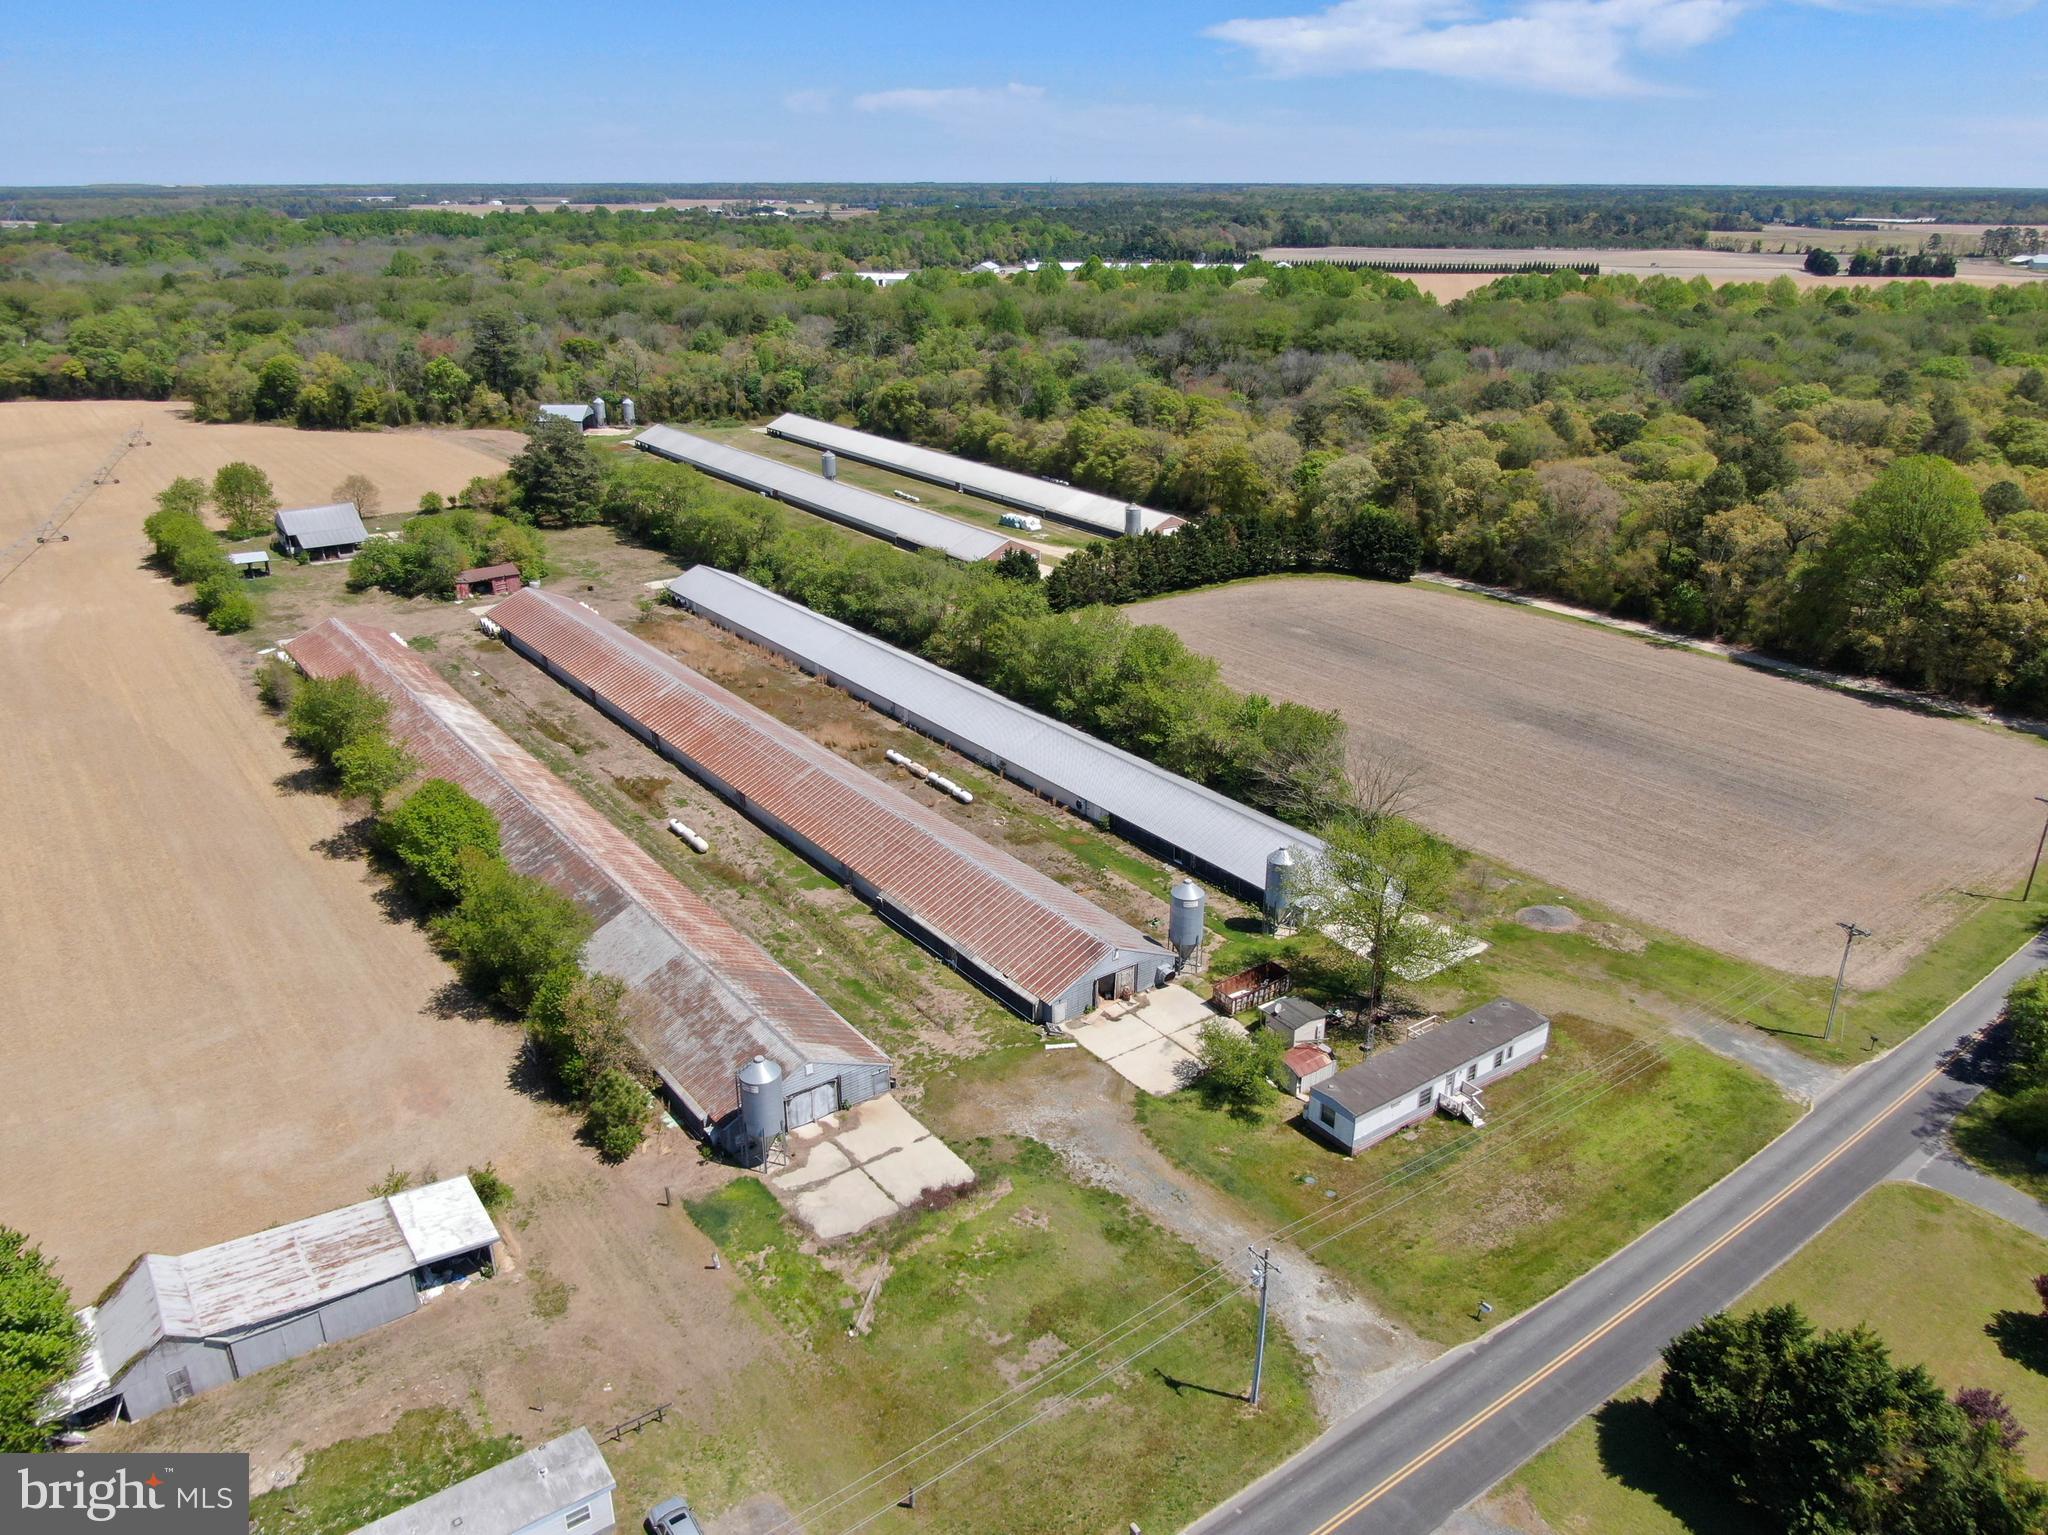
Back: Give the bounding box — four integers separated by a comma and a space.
1823, 921, 1871, 1043
2025, 796, 2048, 903
1248, 1247, 1275, 1407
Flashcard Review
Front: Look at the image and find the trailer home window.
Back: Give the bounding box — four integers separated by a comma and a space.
1416, 1086, 1434, 1110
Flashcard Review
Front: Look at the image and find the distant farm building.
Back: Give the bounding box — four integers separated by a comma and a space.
455, 562, 524, 600
1306, 1000, 1550, 1154
633, 426, 1027, 564
348, 1428, 616, 1535
537, 400, 603, 430
487, 586, 1174, 1024
667, 567, 1324, 904
229, 550, 270, 577
274, 501, 367, 561
52, 1178, 497, 1424
765, 413, 1185, 536
282, 619, 892, 1150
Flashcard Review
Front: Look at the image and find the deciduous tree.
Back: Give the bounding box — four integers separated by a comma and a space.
0, 1227, 85, 1453
213, 460, 280, 538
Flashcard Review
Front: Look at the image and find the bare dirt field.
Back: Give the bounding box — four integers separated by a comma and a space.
1142, 577, 2048, 984
1257, 244, 2048, 300
0, 400, 550, 1294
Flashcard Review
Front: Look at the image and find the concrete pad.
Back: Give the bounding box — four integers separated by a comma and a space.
1109, 1034, 1202, 1095
863, 1136, 976, 1206
789, 1167, 899, 1242
1068, 1012, 1161, 1061
1142, 983, 1217, 1037
831, 1093, 927, 1163
775, 1139, 853, 1192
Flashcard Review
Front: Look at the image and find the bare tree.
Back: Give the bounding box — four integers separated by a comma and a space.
331, 472, 382, 520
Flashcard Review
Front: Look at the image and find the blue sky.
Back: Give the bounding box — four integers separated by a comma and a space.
4, 0, 2044, 186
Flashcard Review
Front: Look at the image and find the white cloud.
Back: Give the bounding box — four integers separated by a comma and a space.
852, 83, 1047, 119
1207, 0, 1748, 97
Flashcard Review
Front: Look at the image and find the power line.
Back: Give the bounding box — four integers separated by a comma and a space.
767, 1039, 1673, 1535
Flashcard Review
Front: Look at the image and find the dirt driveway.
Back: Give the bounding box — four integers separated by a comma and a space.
941, 1047, 1431, 1422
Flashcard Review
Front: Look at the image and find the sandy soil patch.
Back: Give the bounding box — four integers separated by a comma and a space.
1142, 577, 2048, 983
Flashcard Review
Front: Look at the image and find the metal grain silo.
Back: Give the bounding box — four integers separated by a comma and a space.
737, 1054, 784, 1158
621, 397, 636, 427
1263, 846, 1299, 929
821, 450, 838, 481
1168, 878, 1206, 963
1124, 505, 1143, 537
590, 395, 607, 428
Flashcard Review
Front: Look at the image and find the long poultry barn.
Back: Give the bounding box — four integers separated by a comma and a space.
667, 566, 1324, 905
633, 425, 1028, 564
764, 413, 1186, 536
282, 619, 891, 1149
487, 586, 1176, 1024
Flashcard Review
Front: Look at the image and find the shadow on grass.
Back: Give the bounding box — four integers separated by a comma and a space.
1987, 1310, 2048, 1375
274, 763, 329, 797
1153, 1367, 1246, 1402
1592, 1399, 1751, 1535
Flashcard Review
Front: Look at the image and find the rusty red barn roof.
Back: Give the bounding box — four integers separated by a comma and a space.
282, 619, 885, 1122
456, 562, 521, 584
487, 587, 1172, 1007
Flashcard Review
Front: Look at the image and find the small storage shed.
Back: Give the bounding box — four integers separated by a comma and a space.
1279, 1042, 1337, 1096
275, 501, 368, 561
229, 550, 270, 578
455, 562, 525, 600
346, 1428, 616, 1535
1305, 1000, 1550, 1154
51, 1177, 498, 1424
1263, 995, 1328, 1046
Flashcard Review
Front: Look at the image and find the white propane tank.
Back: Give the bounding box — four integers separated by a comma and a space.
666, 819, 710, 854
885, 748, 907, 766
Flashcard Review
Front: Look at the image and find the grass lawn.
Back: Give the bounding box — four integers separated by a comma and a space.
1513, 1183, 2048, 1533
249, 1407, 523, 1535
1137, 1015, 1797, 1344
1954, 1087, 2048, 1203
1204, 852, 2045, 1071
604, 1136, 1316, 1535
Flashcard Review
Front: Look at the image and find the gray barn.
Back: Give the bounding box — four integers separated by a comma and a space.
275, 501, 369, 561
51, 1178, 498, 1423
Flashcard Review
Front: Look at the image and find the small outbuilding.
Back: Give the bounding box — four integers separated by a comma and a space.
1262, 995, 1328, 1047
455, 562, 525, 600
1305, 999, 1550, 1155
346, 1428, 616, 1535
275, 501, 368, 561
50, 1177, 498, 1424
1210, 961, 1292, 1015
229, 550, 271, 578
1278, 1042, 1337, 1097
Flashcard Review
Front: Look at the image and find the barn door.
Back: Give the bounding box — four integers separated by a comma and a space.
165, 1367, 193, 1405
782, 1079, 840, 1131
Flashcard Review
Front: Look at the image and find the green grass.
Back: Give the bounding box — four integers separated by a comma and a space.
250, 1407, 524, 1535
653, 1137, 1317, 1535
1137, 1015, 1797, 1344
1953, 1087, 2048, 1203
1515, 1183, 2048, 1532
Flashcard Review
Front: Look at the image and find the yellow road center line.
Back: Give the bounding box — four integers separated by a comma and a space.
1305, 1052, 1956, 1535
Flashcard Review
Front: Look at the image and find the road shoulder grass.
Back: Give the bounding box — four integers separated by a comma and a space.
605, 1135, 1317, 1535
1510, 1182, 2048, 1532
1137, 1015, 1796, 1344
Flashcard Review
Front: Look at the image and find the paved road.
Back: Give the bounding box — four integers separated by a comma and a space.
1187, 932, 2048, 1535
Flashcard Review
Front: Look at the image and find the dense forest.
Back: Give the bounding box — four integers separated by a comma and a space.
9, 199, 2048, 710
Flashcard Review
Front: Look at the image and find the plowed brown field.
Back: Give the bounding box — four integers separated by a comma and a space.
0, 401, 549, 1293
1144, 577, 2048, 983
